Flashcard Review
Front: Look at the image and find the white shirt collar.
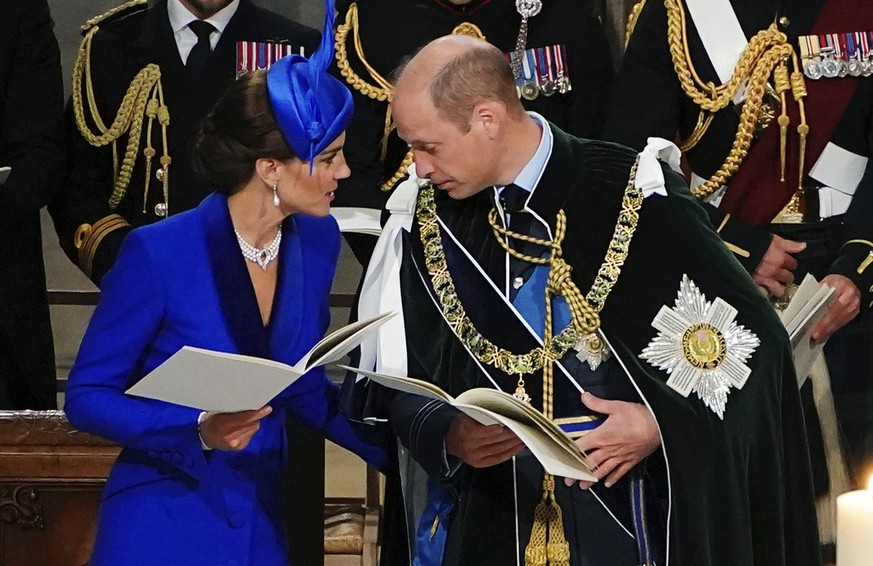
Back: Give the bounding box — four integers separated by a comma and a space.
511, 112, 553, 194
167, 0, 239, 36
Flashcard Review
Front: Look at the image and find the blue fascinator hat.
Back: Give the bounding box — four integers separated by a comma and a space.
266, 0, 352, 173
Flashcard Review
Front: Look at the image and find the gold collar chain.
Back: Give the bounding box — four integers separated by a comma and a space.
414, 156, 642, 380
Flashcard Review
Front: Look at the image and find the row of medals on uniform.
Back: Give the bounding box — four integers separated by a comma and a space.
508, 44, 572, 101
801, 32, 873, 80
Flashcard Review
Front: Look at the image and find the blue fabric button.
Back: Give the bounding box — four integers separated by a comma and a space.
228, 513, 246, 528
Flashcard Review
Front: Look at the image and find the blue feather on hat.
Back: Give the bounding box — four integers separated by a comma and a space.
266, 0, 352, 173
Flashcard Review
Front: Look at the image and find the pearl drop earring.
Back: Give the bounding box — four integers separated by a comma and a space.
272, 181, 280, 207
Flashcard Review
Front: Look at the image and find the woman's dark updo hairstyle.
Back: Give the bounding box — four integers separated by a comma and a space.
194, 70, 295, 194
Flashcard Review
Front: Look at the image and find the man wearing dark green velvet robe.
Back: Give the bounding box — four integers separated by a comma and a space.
346, 35, 821, 566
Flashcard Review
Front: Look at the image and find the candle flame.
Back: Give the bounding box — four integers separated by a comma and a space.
869, 474, 873, 492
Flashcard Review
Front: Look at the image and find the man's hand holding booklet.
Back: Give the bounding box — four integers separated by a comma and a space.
778, 273, 837, 384
125, 311, 395, 412
342, 366, 598, 482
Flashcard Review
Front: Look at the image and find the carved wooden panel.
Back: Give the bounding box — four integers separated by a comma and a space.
0, 411, 117, 566
0, 486, 43, 529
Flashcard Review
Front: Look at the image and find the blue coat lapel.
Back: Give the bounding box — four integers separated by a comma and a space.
201, 193, 270, 357
200, 193, 306, 362
269, 216, 304, 363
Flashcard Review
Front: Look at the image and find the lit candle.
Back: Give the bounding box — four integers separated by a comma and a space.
837, 475, 873, 565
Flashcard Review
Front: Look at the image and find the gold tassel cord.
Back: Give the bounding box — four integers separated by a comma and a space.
773, 63, 791, 181
142, 98, 158, 213
157, 81, 171, 215
490, 211, 574, 565
71, 23, 168, 211
488, 213, 600, 337
790, 55, 810, 192
664, 0, 808, 200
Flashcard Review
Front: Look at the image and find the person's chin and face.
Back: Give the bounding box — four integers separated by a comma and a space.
394, 93, 494, 201
277, 132, 350, 217
180, 0, 235, 19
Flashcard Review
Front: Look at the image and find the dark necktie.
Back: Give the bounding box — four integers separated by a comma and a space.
186, 20, 216, 78
499, 184, 533, 239
498, 184, 548, 294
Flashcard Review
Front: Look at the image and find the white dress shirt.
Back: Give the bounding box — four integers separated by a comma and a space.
166, 0, 240, 64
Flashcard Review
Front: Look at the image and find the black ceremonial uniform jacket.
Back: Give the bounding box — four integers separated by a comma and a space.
355, 125, 821, 565
331, 0, 612, 221
0, 0, 63, 409
604, 0, 873, 309
49, 0, 319, 285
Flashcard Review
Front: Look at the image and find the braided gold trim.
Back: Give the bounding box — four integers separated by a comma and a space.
844, 239, 873, 250
81, 0, 147, 32
858, 251, 873, 275
75, 214, 131, 278
334, 3, 392, 101
665, 0, 806, 199
552, 415, 599, 425
72, 24, 169, 210
724, 242, 750, 258
625, 0, 647, 47
414, 157, 642, 378
335, 3, 480, 193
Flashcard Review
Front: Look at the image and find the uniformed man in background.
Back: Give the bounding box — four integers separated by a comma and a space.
330, 0, 613, 266
50, 0, 319, 285
603, 1, 873, 561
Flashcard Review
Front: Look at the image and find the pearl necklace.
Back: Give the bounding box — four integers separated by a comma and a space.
235, 227, 282, 270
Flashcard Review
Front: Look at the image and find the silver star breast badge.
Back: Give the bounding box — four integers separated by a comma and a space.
639, 275, 760, 419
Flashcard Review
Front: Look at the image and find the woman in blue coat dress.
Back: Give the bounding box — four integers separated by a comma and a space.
64, 4, 386, 564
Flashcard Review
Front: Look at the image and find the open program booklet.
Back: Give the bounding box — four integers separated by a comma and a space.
342, 366, 598, 482
778, 273, 836, 384
125, 311, 395, 412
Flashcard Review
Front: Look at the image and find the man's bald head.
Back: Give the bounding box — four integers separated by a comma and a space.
395, 35, 523, 133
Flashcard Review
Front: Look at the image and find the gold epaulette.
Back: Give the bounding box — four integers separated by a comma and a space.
625, 0, 647, 47
72, 0, 172, 216
664, 0, 809, 202
75, 215, 132, 279
81, 0, 148, 33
